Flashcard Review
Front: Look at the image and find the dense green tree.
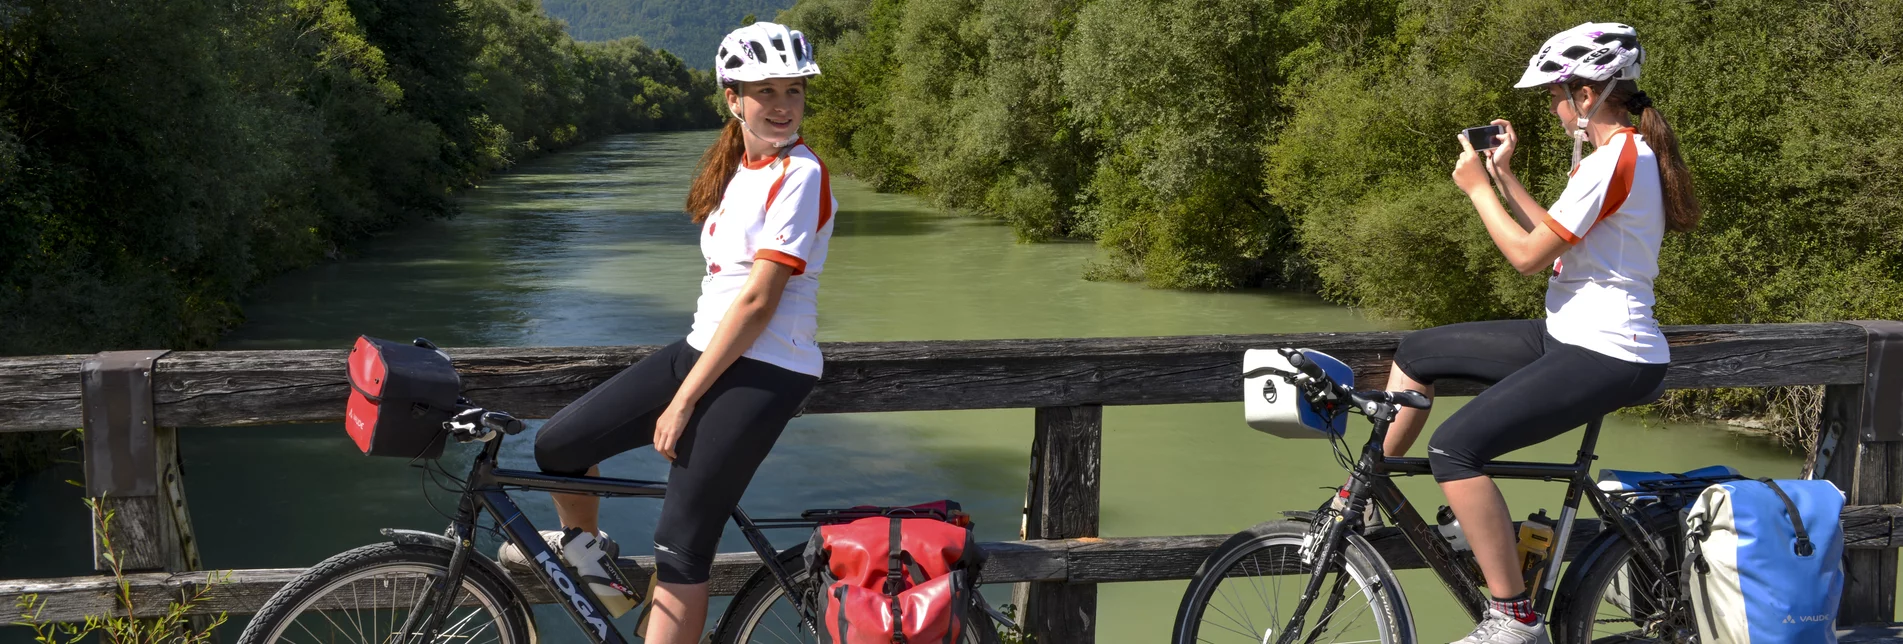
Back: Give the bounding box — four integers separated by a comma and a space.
1062, 0, 1292, 288
786, 0, 1902, 324
0, 0, 719, 485
0, 0, 718, 357
542, 0, 794, 57
779, 0, 916, 190
1264, 0, 1903, 329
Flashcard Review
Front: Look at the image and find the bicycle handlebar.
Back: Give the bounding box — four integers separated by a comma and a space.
444, 407, 525, 443
1244, 349, 1433, 414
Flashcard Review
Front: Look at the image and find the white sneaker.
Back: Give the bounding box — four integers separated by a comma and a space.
497, 527, 644, 618
1451, 609, 1550, 644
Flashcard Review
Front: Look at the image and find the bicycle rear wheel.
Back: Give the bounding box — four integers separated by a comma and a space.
1548, 527, 1697, 643
1173, 519, 1412, 644
712, 545, 998, 644
238, 542, 533, 644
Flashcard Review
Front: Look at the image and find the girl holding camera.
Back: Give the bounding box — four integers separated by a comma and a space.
1378, 23, 1700, 644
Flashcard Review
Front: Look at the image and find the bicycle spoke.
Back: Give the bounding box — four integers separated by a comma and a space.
1186, 528, 1393, 644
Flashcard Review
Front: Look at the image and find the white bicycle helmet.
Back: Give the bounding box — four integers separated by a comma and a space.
716, 22, 820, 86
1514, 22, 1645, 170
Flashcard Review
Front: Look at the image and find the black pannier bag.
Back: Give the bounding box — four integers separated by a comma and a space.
345, 336, 462, 458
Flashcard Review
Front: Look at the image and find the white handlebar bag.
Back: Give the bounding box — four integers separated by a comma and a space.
1242, 349, 1354, 439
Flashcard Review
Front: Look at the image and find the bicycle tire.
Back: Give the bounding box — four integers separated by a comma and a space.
1172, 519, 1413, 644
237, 541, 534, 644
712, 544, 999, 644
1548, 508, 1696, 644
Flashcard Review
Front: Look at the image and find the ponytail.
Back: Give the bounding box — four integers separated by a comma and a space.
686, 119, 746, 222
1580, 79, 1701, 232
1636, 101, 1700, 232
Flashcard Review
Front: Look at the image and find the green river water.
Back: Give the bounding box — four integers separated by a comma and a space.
0, 130, 1802, 642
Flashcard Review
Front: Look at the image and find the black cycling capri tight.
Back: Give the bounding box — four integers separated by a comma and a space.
1392, 319, 1667, 483
534, 340, 816, 584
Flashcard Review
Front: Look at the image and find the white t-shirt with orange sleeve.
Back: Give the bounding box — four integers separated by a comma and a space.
686, 140, 836, 376
1539, 127, 1669, 365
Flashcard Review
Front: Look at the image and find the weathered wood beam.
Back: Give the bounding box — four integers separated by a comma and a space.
10, 507, 1903, 625
0, 324, 1867, 433
1841, 624, 1903, 643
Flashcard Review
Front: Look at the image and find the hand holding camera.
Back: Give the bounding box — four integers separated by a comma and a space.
1452, 119, 1518, 194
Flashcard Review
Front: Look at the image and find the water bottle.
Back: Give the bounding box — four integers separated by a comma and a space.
1437, 505, 1487, 587
1435, 505, 1472, 551
1517, 510, 1559, 590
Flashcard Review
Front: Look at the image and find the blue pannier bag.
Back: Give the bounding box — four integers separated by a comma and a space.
1684, 478, 1845, 643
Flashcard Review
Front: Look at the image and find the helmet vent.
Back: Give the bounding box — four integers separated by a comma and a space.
1595, 33, 1636, 47
1560, 45, 1594, 60
1540, 61, 1564, 72
749, 41, 768, 62
770, 36, 785, 51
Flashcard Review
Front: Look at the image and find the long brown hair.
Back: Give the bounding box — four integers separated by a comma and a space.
1570, 79, 1701, 232
686, 118, 746, 222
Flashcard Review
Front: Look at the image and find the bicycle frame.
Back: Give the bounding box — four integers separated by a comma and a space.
1280, 409, 1683, 643
401, 434, 813, 644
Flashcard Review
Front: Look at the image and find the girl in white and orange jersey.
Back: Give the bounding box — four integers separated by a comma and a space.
522, 21, 835, 644
1373, 23, 1702, 644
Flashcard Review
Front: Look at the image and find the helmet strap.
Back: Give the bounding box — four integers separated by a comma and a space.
1562, 78, 1622, 172
730, 97, 800, 150
736, 117, 800, 149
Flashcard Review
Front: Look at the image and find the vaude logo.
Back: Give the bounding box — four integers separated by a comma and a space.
1784, 613, 1831, 624
537, 550, 609, 638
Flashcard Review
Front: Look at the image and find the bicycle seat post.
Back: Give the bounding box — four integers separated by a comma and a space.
1571, 416, 1605, 469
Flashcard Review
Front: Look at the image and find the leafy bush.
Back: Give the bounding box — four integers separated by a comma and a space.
13, 497, 231, 644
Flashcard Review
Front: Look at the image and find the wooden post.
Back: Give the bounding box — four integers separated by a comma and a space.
81, 351, 200, 573
1016, 405, 1102, 642
1814, 321, 1903, 625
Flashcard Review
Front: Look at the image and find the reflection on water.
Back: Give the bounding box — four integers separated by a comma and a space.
0, 131, 1801, 642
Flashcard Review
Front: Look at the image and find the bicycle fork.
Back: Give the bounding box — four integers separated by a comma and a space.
396, 494, 485, 644
1277, 468, 1381, 644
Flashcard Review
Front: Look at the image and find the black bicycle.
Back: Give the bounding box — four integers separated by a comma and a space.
236, 401, 1008, 644
1171, 348, 1734, 644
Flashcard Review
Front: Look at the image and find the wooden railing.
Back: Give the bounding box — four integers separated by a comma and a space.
2, 322, 1899, 641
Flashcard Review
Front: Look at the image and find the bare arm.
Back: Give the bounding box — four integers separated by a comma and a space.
1489, 163, 1544, 231
1480, 119, 1545, 231
652, 260, 795, 459
1453, 133, 1571, 276
1467, 183, 1571, 275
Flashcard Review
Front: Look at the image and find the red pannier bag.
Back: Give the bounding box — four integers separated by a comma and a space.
344, 336, 462, 458
805, 509, 985, 644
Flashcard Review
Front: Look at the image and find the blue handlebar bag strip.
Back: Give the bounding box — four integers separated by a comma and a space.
1242, 349, 1355, 439
1684, 478, 1845, 643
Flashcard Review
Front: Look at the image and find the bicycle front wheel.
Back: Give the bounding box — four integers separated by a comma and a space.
238, 541, 533, 644
1173, 519, 1412, 644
